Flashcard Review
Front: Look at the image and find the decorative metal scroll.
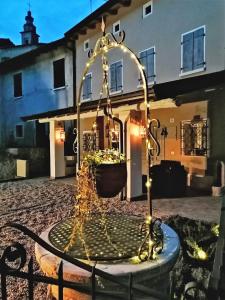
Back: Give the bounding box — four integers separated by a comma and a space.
73, 128, 78, 154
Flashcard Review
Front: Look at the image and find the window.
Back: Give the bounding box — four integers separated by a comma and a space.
113, 21, 120, 34
181, 116, 208, 156
83, 131, 99, 152
110, 61, 123, 93
181, 26, 205, 74
13, 73, 22, 98
15, 125, 24, 138
143, 1, 152, 18
53, 58, 65, 89
82, 73, 92, 100
139, 47, 155, 84
84, 39, 89, 51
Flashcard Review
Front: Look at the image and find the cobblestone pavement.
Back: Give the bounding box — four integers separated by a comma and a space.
0, 177, 221, 299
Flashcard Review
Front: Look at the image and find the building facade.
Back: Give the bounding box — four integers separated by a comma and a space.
48, 0, 223, 198
1, 1, 225, 196
0, 11, 74, 177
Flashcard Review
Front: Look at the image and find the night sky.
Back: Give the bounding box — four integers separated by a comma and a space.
0, 0, 106, 45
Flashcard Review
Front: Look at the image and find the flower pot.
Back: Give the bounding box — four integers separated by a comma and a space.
95, 162, 127, 198
212, 186, 221, 197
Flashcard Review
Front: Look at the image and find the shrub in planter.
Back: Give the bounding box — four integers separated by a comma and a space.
85, 149, 127, 198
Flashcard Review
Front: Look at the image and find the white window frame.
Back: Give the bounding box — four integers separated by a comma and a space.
180, 25, 206, 77
109, 60, 123, 95
138, 46, 156, 87
84, 39, 90, 52
143, 1, 153, 18
82, 72, 92, 101
15, 124, 24, 139
113, 20, 120, 35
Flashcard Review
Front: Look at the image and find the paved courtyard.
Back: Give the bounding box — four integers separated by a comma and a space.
0, 177, 222, 299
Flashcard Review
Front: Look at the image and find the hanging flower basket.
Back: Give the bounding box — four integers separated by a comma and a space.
95, 162, 127, 198
85, 149, 127, 198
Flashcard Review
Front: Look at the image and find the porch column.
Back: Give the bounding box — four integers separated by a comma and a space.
49, 120, 65, 179
119, 110, 143, 201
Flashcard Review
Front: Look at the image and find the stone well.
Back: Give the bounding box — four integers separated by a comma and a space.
35, 215, 180, 300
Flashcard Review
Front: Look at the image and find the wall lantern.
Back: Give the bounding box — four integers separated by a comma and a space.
130, 119, 146, 138
56, 128, 65, 143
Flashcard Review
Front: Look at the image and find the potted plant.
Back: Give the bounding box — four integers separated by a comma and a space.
85, 149, 127, 198
212, 160, 222, 197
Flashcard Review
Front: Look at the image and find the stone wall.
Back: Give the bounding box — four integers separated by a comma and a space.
0, 148, 50, 180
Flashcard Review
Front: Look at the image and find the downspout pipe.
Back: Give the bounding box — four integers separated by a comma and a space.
103, 107, 124, 154
66, 38, 77, 112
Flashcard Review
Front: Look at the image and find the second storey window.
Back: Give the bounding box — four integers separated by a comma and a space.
143, 1, 153, 18
139, 47, 155, 84
181, 26, 206, 74
110, 61, 123, 93
15, 125, 24, 138
113, 21, 120, 35
14, 73, 22, 98
83, 73, 92, 100
53, 58, 65, 89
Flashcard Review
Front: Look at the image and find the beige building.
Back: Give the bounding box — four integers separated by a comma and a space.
26, 0, 225, 199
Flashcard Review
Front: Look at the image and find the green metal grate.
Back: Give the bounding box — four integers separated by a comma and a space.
49, 214, 147, 261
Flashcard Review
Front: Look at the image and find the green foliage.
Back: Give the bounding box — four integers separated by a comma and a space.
84, 149, 126, 166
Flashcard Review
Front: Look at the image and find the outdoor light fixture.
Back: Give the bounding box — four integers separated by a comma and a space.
56, 128, 65, 143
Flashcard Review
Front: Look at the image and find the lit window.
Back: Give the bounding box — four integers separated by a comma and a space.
83, 130, 99, 152
84, 39, 89, 51
143, 1, 152, 18
181, 26, 206, 74
13, 73, 22, 98
113, 21, 120, 34
139, 47, 155, 84
53, 58, 65, 89
110, 61, 123, 93
181, 116, 208, 156
15, 125, 24, 138
83, 73, 92, 100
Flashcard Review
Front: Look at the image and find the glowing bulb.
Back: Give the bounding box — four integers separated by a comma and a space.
149, 240, 154, 246
145, 180, 151, 189
130, 53, 136, 60
86, 62, 90, 67
130, 256, 141, 264
145, 215, 152, 224
197, 249, 207, 260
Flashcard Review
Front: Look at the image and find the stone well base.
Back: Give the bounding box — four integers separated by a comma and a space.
35, 223, 180, 300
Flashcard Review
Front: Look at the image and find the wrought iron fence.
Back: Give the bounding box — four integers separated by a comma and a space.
0, 223, 167, 300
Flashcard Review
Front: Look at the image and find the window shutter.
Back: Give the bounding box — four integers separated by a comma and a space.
110, 64, 116, 92
116, 62, 122, 90
147, 48, 155, 81
182, 32, 193, 72
139, 51, 147, 83
193, 28, 205, 69
83, 76, 88, 99
87, 74, 92, 97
